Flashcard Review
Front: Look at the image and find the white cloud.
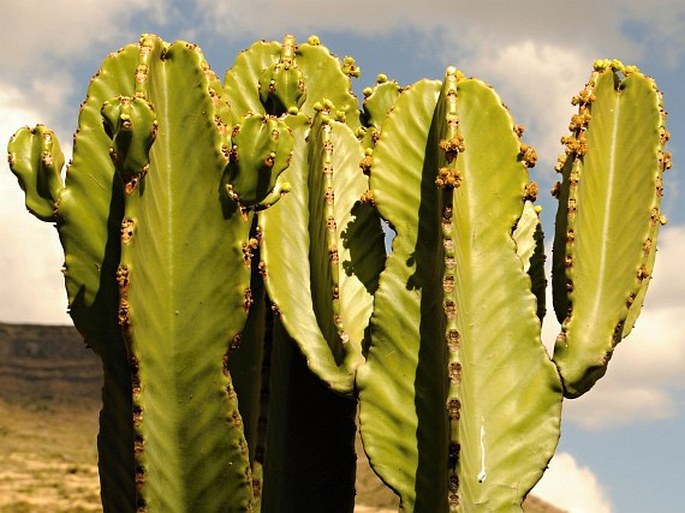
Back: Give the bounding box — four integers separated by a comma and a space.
532, 452, 613, 513
462, 41, 587, 174
0, 1, 171, 161
190, 0, 633, 51
28, 72, 76, 122
0, 87, 70, 325
543, 226, 685, 429
643, 226, 685, 309
564, 381, 676, 430
0, 1, 169, 76
190, 0, 685, 68
622, 0, 685, 68
190, 0, 682, 179
0, 1, 172, 325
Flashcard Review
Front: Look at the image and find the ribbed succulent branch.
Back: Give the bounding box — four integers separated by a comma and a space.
8, 43, 143, 512
551, 60, 669, 398
226, 237, 268, 505
308, 111, 349, 352
6, 33, 671, 513
224, 34, 385, 393
221, 37, 386, 513
223, 113, 294, 209
513, 200, 547, 322
7, 125, 64, 221
101, 96, 157, 189
357, 70, 562, 513
7, 33, 293, 513
109, 35, 261, 512
258, 34, 305, 115
258, 106, 384, 393
225, 34, 361, 127
359, 74, 402, 149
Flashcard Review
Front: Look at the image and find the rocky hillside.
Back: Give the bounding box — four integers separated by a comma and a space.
0, 322, 565, 513
0, 323, 101, 405
0, 323, 101, 513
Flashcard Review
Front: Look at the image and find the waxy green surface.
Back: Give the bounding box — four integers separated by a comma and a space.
259, 111, 384, 394
358, 74, 562, 512
8, 44, 142, 513
552, 64, 667, 398
115, 36, 254, 512
7, 33, 669, 513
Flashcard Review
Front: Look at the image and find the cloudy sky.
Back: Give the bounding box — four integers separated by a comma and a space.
1, 2, 683, 512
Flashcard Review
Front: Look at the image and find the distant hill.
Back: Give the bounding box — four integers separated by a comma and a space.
0, 323, 100, 405
0, 322, 565, 513
0, 322, 101, 513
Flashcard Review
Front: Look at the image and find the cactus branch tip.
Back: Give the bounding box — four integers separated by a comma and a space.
444, 66, 466, 81
342, 56, 361, 78
593, 58, 630, 73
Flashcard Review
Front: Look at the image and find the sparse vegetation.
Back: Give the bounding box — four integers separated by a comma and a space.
0, 323, 563, 512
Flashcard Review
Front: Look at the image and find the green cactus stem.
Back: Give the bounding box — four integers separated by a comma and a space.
101, 96, 157, 191
513, 200, 547, 321
8, 43, 145, 513
226, 237, 268, 506
258, 108, 384, 394
8, 33, 295, 513
260, 321, 357, 513
7, 33, 670, 513
7, 125, 65, 221
258, 34, 305, 115
224, 35, 384, 393
111, 35, 259, 512
357, 71, 562, 513
359, 74, 402, 149
225, 34, 361, 129
551, 60, 669, 398
223, 113, 294, 209
222, 35, 385, 513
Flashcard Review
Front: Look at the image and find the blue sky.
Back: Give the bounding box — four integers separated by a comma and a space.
1, 2, 683, 512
